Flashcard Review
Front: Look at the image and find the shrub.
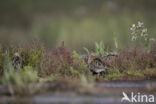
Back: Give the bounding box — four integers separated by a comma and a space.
39, 51, 54, 77
6, 44, 19, 58
2, 41, 44, 71
113, 46, 156, 71
84, 41, 110, 56
149, 43, 156, 67
1, 53, 39, 96
39, 42, 73, 77
70, 51, 93, 79
95, 41, 109, 56
20, 42, 44, 70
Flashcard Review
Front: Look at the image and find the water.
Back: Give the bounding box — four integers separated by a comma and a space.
0, 80, 156, 104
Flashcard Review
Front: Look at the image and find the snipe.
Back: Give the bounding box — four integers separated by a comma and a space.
87, 52, 118, 75
12, 52, 23, 71
87, 53, 107, 74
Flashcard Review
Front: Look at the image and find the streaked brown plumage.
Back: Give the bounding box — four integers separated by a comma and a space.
12, 52, 23, 71
87, 52, 118, 74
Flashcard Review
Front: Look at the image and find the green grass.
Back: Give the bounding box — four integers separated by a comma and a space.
104, 69, 125, 80
103, 68, 156, 81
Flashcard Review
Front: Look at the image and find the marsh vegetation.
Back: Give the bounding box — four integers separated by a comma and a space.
0, 1, 156, 104
0, 22, 156, 98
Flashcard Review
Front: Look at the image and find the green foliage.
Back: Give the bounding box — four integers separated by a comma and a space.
95, 41, 109, 56
113, 33, 119, 50
2, 59, 38, 86
39, 52, 53, 77
83, 47, 90, 55
69, 67, 80, 77
104, 69, 124, 80
39, 50, 92, 79
125, 69, 144, 78
83, 41, 110, 56
2, 62, 38, 95
23, 65, 34, 71
71, 51, 93, 79
0, 51, 39, 95
0, 45, 5, 75
21, 43, 44, 70
7, 45, 19, 58
103, 68, 152, 80
144, 68, 156, 78
39, 75, 54, 82
3, 67, 38, 86
0, 39, 156, 89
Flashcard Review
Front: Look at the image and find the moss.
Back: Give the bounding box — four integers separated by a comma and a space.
102, 68, 156, 80
104, 69, 124, 80
144, 68, 156, 78
125, 69, 145, 78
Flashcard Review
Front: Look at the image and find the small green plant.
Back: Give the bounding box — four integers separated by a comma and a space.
113, 33, 119, 51
104, 69, 124, 80
39, 75, 54, 82
21, 42, 44, 70
83, 47, 90, 56
95, 41, 110, 56
2, 64, 38, 95
0, 51, 39, 95
83, 41, 109, 56
69, 67, 80, 77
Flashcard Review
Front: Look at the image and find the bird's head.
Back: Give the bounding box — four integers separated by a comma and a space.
14, 52, 20, 58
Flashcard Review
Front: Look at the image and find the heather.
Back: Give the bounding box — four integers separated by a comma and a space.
0, 21, 155, 97
0, 41, 156, 96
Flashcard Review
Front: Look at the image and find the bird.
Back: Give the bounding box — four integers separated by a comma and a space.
102, 52, 118, 67
87, 52, 118, 75
12, 52, 23, 71
87, 53, 107, 75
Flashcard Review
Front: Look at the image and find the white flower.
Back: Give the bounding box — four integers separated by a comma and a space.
132, 24, 135, 28
143, 34, 148, 37
138, 21, 144, 27
149, 38, 155, 41
131, 36, 137, 41
130, 24, 136, 31
145, 38, 147, 41
141, 33, 144, 37
142, 28, 147, 33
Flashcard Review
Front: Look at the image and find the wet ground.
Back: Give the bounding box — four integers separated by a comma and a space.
0, 80, 156, 104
